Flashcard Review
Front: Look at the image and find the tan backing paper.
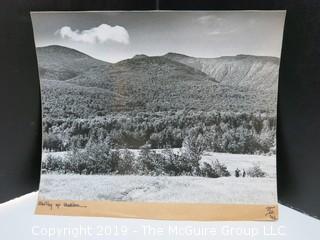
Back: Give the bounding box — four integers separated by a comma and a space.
35, 200, 278, 221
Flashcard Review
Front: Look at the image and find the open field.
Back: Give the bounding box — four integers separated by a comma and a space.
201, 152, 276, 177
39, 174, 276, 204
39, 152, 276, 204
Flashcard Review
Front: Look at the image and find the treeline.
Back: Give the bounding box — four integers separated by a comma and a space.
43, 110, 276, 155
43, 136, 267, 178
43, 133, 232, 178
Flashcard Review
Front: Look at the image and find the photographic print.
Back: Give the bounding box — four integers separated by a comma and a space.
32, 11, 285, 220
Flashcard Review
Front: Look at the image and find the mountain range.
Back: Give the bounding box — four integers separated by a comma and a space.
36, 45, 279, 118
163, 52, 279, 92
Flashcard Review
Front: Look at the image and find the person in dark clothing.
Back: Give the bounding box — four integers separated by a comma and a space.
235, 168, 240, 177
242, 169, 246, 177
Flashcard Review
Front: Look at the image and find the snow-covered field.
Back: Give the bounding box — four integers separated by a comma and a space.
39, 151, 276, 204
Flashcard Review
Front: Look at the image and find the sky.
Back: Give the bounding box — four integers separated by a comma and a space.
31, 11, 286, 63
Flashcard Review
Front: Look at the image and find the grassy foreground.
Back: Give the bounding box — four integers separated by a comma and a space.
39, 174, 276, 204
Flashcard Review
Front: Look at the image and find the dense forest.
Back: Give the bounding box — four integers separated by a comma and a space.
36, 45, 278, 180
38, 45, 278, 159
43, 110, 276, 155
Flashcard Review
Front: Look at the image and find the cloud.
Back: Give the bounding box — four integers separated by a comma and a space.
55, 24, 130, 44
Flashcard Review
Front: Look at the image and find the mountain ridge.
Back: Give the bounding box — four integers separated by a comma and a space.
163, 52, 279, 91
36, 45, 279, 116
36, 45, 109, 81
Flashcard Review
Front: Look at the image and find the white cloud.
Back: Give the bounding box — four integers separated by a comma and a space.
55, 24, 130, 44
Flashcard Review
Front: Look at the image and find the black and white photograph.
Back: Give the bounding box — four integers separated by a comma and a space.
31, 11, 285, 204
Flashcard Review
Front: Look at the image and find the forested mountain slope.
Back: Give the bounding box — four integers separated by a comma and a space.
36, 45, 279, 117
36, 45, 277, 153
36, 45, 109, 81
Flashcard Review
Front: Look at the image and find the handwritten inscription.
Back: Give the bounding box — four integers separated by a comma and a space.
38, 201, 87, 210
265, 206, 277, 220
63, 202, 87, 208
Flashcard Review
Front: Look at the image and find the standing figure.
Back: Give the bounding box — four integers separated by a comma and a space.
235, 168, 240, 178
